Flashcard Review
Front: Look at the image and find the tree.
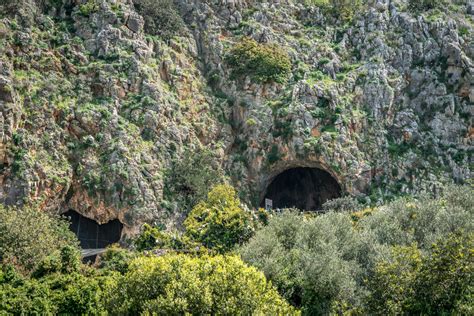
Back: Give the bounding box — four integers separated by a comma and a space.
366, 232, 473, 315
408, 0, 441, 12
184, 184, 254, 253
0, 204, 79, 274
411, 232, 473, 314
240, 185, 474, 314
133, 0, 185, 40
164, 148, 224, 212
134, 223, 171, 251
106, 254, 299, 315
358, 185, 474, 250
226, 37, 292, 84
366, 244, 422, 315
239, 211, 370, 314
303, 0, 363, 21
0, 264, 117, 315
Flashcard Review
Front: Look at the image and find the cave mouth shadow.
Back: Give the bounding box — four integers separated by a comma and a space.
64, 210, 123, 249
261, 167, 342, 211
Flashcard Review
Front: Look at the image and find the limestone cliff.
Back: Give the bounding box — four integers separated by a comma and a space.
0, 0, 472, 236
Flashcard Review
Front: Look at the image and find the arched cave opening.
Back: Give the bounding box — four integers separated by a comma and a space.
65, 210, 123, 249
261, 167, 342, 211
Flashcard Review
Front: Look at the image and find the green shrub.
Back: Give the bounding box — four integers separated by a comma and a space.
322, 196, 361, 212
366, 244, 422, 315
358, 185, 474, 249
133, 0, 184, 40
330, 0, 363, 20
411, 231, 474, 314
78, 0, 98, 16
366, 231, 473, 315
98, 245, 137, 274
226, 37, 291, 84
0, 204, 79, 273
302, 0, 363, 21
408, 0, 443, 11
267, 144, 281, 164
106, 254, 299, 315
240, 211, 370, 314
164, 148, 224, 212
240, 185, 474, 314
134, 223, 171, 251
0, 265, 117, 315
184, 184, 254, 253
0, 267, 55, 314
32, 245, 81, 278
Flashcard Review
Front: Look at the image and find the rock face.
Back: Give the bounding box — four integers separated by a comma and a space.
0, 0, 472, 236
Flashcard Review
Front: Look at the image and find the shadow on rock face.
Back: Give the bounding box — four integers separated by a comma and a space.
261, 167, 341, 211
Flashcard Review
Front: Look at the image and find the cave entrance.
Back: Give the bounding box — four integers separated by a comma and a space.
261, 167, 341, 211
65, 210, 123, 249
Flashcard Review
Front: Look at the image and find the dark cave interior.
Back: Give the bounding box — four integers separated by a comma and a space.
65, 210, 123, 249
262, 167, 342, 211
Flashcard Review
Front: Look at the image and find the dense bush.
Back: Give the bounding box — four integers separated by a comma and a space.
358, 185, 474, 249
0, 0, 62, 20
367, 232, 473, 315
134, 223, 172, 251
240, 185, 474, 314
133, 223, 202, 254
106, 254, 299, 315
133, 0, 184, 40
303, 0, 363, 21
0, 264, 117, 314
322, 195, 361, 212
226, 37, 292, 84
0, 204, 79, 273
184, 184, 254, 253
164, 148, 225, 212
408, 0, 443, 11
240, 211, 372, 314
97, 245, 137, 274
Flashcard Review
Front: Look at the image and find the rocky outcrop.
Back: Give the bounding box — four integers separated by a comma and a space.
0, 0, 472, 235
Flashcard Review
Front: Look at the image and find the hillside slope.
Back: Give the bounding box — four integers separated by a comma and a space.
0, 0, 472, 234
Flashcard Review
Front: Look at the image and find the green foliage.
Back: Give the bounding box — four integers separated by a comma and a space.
303, 0, 363, 21
411, 231, 474, 314
133, 0, 185, 40
164, 148, 224, 212
134, 223, 171, 251
0, 204, 79, 273
408, 0, 443, 11
184, 184, 254, 253
0, 264, 117, 315
240, 211, 369, 314
226, 37, 292, 84
366, 244, 422, 314
267, 144, 281, 164
106, 254, 299, 315
367, 232, 474, 315
32, 246, 81, 278
78, 0, 98, 16
322, 196, 361, 212
240, 185, 474, 314
331, 0, 363, 20
98, 245, 137, 274
358, 185, 474, 249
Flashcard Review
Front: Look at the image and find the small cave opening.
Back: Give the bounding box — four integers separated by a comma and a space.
65, 210, 123, 249
261, 167, 342, 211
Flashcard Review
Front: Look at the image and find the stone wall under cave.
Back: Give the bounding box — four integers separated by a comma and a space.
261, 167, 342, 211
